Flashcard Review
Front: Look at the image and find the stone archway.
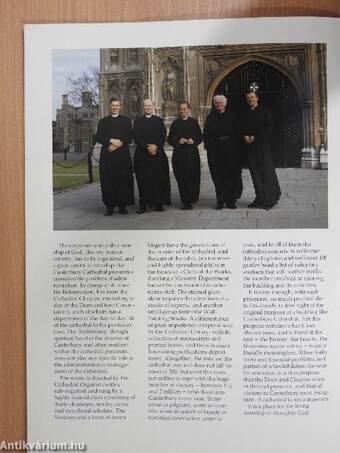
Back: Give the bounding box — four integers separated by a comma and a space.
206, 55, 304, 106
207, 57, 304, 167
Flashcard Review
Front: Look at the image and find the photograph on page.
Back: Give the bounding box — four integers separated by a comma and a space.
52, 43, 327, 230
25, 18, 340, 453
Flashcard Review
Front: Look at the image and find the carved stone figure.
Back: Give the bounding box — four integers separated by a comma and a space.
161, 57, 178, 103
128, 82, 140, 112
162, 78, 176, 103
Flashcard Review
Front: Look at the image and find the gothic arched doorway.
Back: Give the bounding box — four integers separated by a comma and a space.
213, 60, 303, 167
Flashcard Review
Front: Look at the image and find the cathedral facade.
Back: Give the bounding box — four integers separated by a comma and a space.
99, 44, 327, 169
54, 92, 99, 153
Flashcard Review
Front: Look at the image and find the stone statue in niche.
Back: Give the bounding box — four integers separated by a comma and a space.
161, 58, 178, 104
162, 77, 176, 103
128, 81, 140, 113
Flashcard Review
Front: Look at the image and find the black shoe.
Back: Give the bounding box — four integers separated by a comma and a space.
155, 203, 164, 212
137, 205, 146, 214
215, 202, 224, 210
118, 207, 128, 214
104, 207, 113, 216
248, 199, 262, 208
263, 205, 273, 211
180, 203, 193, 210
226, 202, 237, 209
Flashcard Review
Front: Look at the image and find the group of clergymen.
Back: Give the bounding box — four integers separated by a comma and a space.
95, 91, 281, 216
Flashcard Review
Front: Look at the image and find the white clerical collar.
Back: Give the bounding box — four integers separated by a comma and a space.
144, 114, 153, 118
111, 113, 119, 117
181, 116, 190, 120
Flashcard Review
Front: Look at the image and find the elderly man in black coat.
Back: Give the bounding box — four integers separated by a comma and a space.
203, 94, 242, 210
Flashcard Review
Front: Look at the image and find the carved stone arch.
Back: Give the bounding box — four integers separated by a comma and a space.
206, 55, 304, 106
204, 55, 307, 168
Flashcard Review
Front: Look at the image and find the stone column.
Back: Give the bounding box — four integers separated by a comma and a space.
301, 45, 319, 169
144, 49, 151, 100
301, 100, 319, 169
318, 44, 328, 169
99, 50, 108, 118
150, 49, 155, 102
183, 46, 190, 103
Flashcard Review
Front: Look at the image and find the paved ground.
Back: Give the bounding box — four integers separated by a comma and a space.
53, 168, 328, 230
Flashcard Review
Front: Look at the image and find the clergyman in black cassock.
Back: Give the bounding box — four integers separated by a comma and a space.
168, 102, 203, 210
203, 95, 242, 209
96, 99, 134, 215
133, 99, 171, 213
241, 91, 281, 210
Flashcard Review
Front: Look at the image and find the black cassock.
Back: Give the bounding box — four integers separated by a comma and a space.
203, 109, 242, 206
241, 105, 281, 207
96, 115, 134, 209
133, 115, 171, 208
168, 117, 203, 205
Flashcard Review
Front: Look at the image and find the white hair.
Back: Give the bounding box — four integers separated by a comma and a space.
213, 95, 227, 105
143, 99, 155, 105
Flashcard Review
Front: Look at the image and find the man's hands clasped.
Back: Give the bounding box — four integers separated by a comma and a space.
107, 138, 123, 152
